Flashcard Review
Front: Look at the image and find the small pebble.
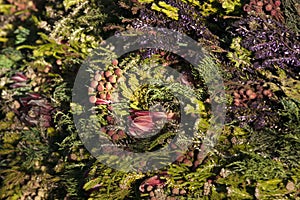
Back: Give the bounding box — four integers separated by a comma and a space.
239, 88, 245, 95
114, 68, 122, 77
146, 185, 153, 192
107, 130, 115, 136
257, 1, 263, 6
88, 87, 94, 94
105, 82, 113, 90
249, 93, 257, 100
112, 59, 118, 66
112, 134, 119, 141
149, 191, 155, 197
106, 93, 112, 100
172, 188, 179, 195
246, 89, 254, 97
89, 96, 97, 103
108, 75, 117, 83
233, 92, 240, 98
265, 4, 273, 11
180, 189, 186, 195
97, 83, 105, 92
183, 159, 193, 167
105, 71, 113, 78
90, 80, 98, 88
94, 73, 102, 82
100, 93, 107, 99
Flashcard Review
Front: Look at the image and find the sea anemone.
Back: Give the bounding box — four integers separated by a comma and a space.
17, 93, 54, 128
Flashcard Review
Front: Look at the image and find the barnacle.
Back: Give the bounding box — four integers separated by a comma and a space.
227, 79, 280, 130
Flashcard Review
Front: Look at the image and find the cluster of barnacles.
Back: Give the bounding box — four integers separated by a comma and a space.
243, 0, 284, 22
227, 80, 280, 130
231, 81, 273, 108
88, 59, 122, 105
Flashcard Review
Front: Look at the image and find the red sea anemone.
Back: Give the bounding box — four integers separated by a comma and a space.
127, 110, 170, 138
